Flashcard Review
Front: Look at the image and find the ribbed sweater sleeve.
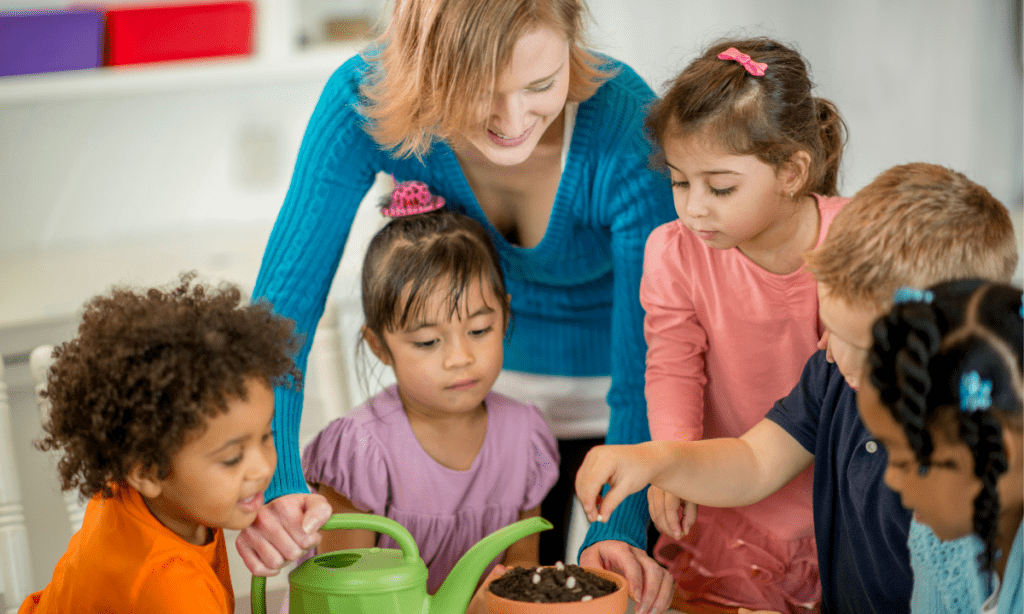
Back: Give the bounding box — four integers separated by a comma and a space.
579, 66, 675, 552
252, 56, 380, 499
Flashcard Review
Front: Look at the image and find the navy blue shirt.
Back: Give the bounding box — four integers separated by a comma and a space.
766, 350, 912, 614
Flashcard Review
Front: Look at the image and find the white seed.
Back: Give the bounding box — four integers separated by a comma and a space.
532, 573, 541, 584
582, 595, 593, 602
555, 561, 565, 570
565, 576, 577, 589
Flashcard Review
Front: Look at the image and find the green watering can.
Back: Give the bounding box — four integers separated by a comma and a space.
252, 513, 552, 614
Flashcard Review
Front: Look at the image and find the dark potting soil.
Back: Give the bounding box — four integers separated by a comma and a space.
488, 564, 618, 603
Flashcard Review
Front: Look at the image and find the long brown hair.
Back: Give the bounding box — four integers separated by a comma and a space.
361, 0, 615, 159
646, 37, 846, 197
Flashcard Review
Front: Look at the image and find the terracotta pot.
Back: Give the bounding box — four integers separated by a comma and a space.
483, 566, 629, 614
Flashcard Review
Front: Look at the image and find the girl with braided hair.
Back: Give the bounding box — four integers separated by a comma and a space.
859, 279, 1023, 614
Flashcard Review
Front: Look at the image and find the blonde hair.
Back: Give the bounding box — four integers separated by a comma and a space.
805, 163, 1018, 309
361, 0, 615, 159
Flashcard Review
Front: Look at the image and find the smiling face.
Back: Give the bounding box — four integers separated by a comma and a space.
460, 26, 571, 167
816, 283, 882, 391
133, 377, 277, 544
663, 132, 797, 252
857, 378, 982, 540
368, 277, 506, 421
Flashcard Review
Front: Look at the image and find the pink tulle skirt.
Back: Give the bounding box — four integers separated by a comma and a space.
654, 506, 821, 613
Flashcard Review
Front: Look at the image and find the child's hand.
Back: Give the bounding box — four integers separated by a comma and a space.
647, 486, 697, 540
235, 493, 333, 576
575, 443, 660, 523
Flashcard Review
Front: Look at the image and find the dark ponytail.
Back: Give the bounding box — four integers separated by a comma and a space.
813, 98, 846, 197
869, 301, 943, 468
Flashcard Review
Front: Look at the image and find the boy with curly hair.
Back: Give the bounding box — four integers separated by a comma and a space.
20, 273, 302, 614
576, 162, 1018, 614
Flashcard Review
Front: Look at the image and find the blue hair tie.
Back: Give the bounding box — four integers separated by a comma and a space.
959, 371, 993, 413
893, 287, 934, 305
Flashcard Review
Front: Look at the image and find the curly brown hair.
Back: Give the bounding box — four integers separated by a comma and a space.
35, 272, 302, 500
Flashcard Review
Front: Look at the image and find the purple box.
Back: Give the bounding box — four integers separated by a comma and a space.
0, 8, 103, 77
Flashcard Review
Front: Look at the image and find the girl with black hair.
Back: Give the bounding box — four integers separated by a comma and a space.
859, 279, 1023, 613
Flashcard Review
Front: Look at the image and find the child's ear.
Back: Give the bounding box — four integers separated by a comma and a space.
126, 463, 164, 499
1001, 425, 1024, 474
781, 150, 812, 196
362, 326, 392, 366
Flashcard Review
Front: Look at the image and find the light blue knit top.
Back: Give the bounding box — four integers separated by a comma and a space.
909, 518, 1024, 613
909, 519, 991, 613
251, 52, 676, 552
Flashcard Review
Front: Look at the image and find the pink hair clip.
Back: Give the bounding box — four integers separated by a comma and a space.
718, 47, 767, 77
381, 180, 446, 217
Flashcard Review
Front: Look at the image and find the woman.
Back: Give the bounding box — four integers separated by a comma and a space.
236, 2, 674, 609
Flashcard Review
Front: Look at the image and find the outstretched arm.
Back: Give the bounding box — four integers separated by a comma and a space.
576, 418, 813, 523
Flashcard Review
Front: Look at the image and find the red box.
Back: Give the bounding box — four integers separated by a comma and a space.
104, 0, 253, 65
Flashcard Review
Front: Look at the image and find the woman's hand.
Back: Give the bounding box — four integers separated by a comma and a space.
647, 486, 697, 540
738, 609, 783, 614
235, 493, 333, 575
575, 443, 662, 523
579, 541, 673, 614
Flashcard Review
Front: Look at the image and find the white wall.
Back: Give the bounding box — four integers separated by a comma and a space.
0, 1, 1020, 257
587, 0, 1022, 215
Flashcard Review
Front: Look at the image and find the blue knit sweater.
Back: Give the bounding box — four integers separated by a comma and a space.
251, 52, 676, 552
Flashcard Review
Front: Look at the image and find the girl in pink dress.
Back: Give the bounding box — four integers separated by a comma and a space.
301, 182, 559, 594
640, 38, 849, 613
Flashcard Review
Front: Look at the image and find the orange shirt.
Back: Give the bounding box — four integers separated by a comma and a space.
20, 484, 233, 614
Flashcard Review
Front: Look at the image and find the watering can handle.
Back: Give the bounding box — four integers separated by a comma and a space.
250, 513, 421, 614
251, 575, 267, 614
321, 513, 421, 560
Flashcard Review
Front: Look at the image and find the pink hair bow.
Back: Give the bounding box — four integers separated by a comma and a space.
718, 47, 767, 76
381, 180, 446, 217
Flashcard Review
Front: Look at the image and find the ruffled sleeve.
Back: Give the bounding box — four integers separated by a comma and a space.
301, 414, 390, 514
521, 404, 560, 511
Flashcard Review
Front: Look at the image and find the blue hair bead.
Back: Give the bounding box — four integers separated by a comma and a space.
893, 287, 934, 305
918, 465, 930, 476
959, 371, 993, 413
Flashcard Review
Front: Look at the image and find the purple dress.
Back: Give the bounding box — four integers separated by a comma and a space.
302, 385, 560, 593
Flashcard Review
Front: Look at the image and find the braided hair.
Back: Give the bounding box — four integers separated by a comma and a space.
868, 279, 1023, 573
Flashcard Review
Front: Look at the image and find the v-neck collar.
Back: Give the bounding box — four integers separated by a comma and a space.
436, 102, 582, 258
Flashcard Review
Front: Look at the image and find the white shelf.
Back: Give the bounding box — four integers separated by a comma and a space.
0, 41, 366, 104
0, 223, 274, 329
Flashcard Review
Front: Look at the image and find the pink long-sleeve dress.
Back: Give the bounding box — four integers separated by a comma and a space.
641, 194, 848, 613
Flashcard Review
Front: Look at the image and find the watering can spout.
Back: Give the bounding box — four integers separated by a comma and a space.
430, 516, 552, 614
